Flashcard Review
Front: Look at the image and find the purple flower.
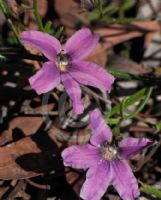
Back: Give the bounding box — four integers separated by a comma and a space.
62, 109, 154, 200
20, 29, 115, 114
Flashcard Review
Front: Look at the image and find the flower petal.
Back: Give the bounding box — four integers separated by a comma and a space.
118, 137, 154, 159
62, 144, 100, 169
111, 159, 139, 200
90, 109, 112, 146
64, 28, 99, 61
80, 161, 112, 200
29, 61, 60, 94
69, 61, 115, 92
61, 73, 84, 114
20, 31, 61, 60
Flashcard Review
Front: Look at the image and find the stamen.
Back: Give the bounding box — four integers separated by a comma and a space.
56, 51, 71, 72
101, 142, 118, 160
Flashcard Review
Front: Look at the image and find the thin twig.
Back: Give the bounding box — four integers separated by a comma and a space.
2, 180, 25, 200
81, 85, 111, 104
25, 179, 50, 190
135, 138, 161, 171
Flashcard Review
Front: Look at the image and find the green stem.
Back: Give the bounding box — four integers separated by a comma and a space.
33, 0, 44, 31
7, 19, 21, 44
119, 9, 124, 19
0, 0, 12, 17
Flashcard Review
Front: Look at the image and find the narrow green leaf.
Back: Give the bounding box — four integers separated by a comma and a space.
124, 87, 153, 119
106, 88, 147, 118
54, 26, 64, 38
44, 21, 52, 33
119, 87, 153, 119
141, 184, 161, 198
119, 0, 133, 11
107, 118, 120, 125
33, 0, 44, 31
156, 121, 161, 131
108, 68, 137, 80
98, 0, 103, 17
102, 6, 118, 16
87, 12, 98, 21
0, 54, 7, 61
0, 0, 12, 17
0, 0, 21, 44
120, 98, 127, 119
119, 0, 133, 18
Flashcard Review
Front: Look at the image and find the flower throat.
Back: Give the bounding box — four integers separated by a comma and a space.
56, 51, 71, 72
101, 142, 118, 160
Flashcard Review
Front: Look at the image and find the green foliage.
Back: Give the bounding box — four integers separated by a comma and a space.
120, 87, 153, 119
53, 27, 64, 39
44, 21, 53, 33
141, 184, 161, 198
107, 118, 120, 125
112, 125, 123, 140
0, 0, 20, 44
0, 0, 12, 17
33, 0, 44, 31
106, 87, 152, 119
98, 0, 103, 17
87, 3, 118, 21
0, 54, 7, 62
33, 0, 63, 38
108, 68, 134, 80
156, 121, 161, 132
119, 0, 133, 18
87, 0, 143, 24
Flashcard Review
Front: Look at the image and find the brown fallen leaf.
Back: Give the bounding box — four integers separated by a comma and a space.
55, 0, 89, 36
0, 137, 40, 180
96, 21, 161, 49
108, 54, 148, 74
23, 0, 48, 29
58, 19, 160, 67
6, 0, 19, 18
0, 127, 64, 180
85, 42, 108, 67
0, 117, 43, 146
87, 21, 161, 67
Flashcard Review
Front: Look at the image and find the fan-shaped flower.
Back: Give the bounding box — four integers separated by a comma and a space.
62, 109, 154, 200
20, 29, 115, 114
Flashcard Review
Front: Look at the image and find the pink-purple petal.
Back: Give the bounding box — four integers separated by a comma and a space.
29, 61, 60, 94
64, 28, 99, 61
69, 61, 115, 92
111, 159, 140, 200
118, 137, 154, 159
62, 144, 100, 169
90, 109, 113, 146
20, 31, 61, 61
61, 73, 84, 114
80, 161, 112, 200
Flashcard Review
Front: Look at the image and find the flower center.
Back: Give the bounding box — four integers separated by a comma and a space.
56, 51, 71, 72
101, 142, 118, 160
